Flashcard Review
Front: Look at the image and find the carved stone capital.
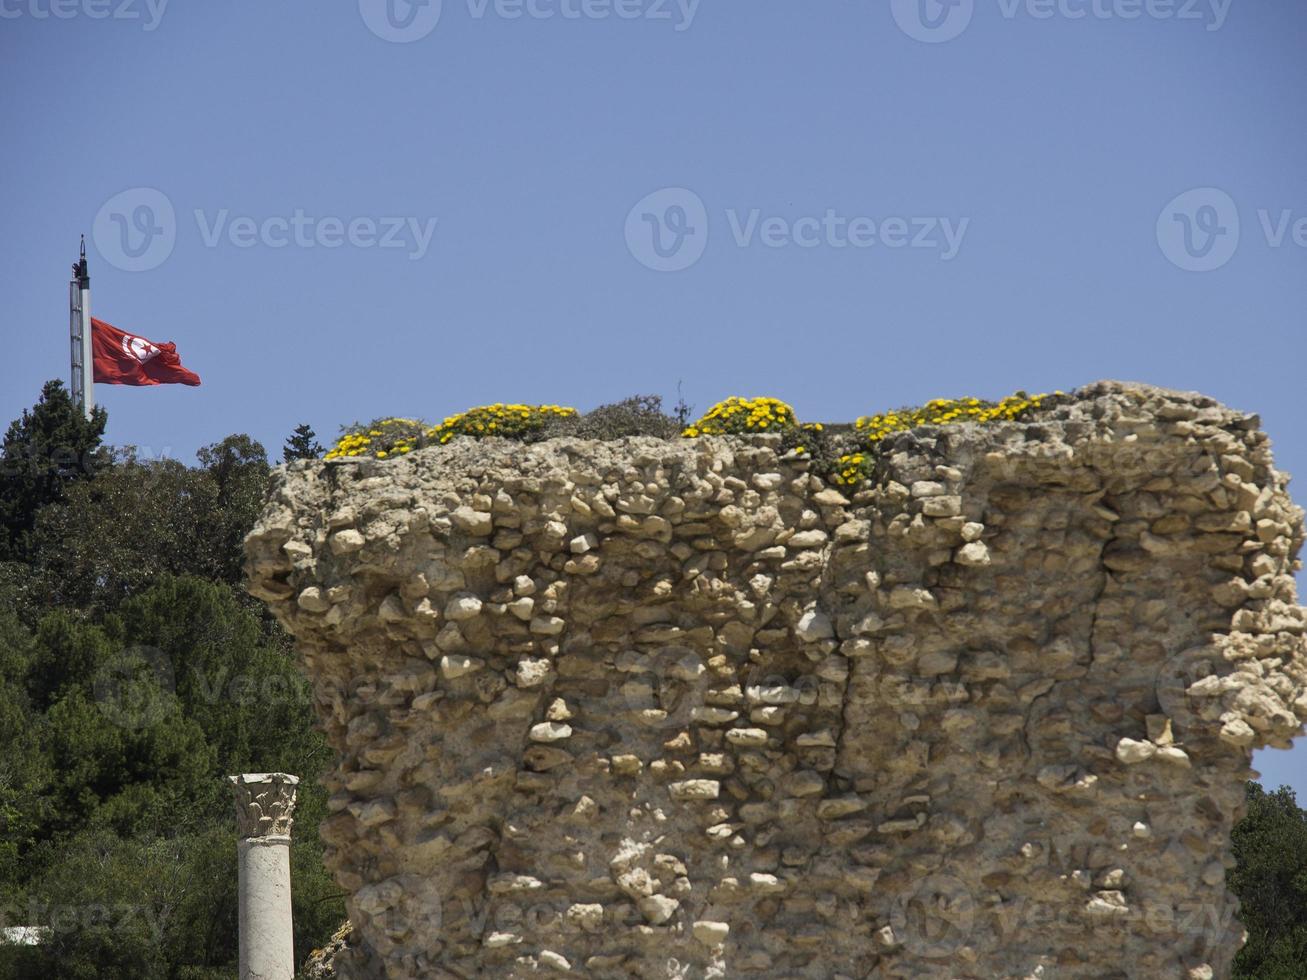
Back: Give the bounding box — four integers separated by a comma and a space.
229, 772, 299, 840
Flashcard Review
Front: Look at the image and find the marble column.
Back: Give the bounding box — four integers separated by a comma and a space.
230, 772, 299, 980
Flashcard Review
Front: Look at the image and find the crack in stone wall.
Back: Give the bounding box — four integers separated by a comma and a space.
245, 382, 1307, 980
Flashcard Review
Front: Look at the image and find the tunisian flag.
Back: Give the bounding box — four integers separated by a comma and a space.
91, 318, 201, 387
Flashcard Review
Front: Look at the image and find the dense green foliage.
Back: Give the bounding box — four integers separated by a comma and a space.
0, 381, 106, 562
0, 383, 342, 979
1231, 782, 1307, 977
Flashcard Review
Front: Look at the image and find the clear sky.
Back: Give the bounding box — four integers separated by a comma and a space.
1, 1, 1303, 795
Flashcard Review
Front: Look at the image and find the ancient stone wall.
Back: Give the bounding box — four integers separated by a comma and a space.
245, 382, 1307, 979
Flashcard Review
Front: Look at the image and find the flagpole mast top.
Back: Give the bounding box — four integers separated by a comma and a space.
74, 235, 90, 290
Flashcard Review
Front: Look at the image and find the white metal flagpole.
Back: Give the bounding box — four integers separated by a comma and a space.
69, 237, 93, 419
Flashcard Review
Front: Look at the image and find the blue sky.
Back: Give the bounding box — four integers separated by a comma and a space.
1, 1, 1303, 795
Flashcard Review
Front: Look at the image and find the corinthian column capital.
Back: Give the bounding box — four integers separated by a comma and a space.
229, 772, 300, 840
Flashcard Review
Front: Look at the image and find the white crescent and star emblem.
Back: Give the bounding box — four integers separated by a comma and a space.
121, 334, 162, 363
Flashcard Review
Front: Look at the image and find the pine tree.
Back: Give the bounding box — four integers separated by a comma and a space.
282, 423, 323, 463
0, 380, 107, 561
1231, 781, 1307, 976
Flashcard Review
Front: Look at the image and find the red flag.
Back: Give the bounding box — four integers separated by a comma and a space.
91, 318, 201, 387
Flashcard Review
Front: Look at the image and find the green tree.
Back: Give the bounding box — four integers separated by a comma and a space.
27, 456, 222, 612
27, 438, 271, 614
1231, 781, 1307, 977
20, 608, 215, 842
0, 381, 106, 561
109, 576, 321, 792
195, 435, 272, 586
283, 423, 324, 463
18, 825, 232, 980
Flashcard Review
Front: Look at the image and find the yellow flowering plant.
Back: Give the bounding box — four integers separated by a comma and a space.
324, 405, 580, 460
426, 404, 578, 445
816, 391, 1063, 489
681, 397, 797, 437
324, 417, 428, 460
832, 452, 871, 488
855, 392, 1058, 444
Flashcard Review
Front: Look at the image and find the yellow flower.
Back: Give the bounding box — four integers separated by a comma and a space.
853, 392, 1051, 445
683, 397, 798, 437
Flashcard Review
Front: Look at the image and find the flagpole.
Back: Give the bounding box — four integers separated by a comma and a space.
69, 237, 93, 419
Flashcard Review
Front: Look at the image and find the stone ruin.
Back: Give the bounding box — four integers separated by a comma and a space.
244, 382, 1307, 979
